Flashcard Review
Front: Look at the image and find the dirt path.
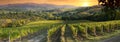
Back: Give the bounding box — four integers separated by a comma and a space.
27, 29, 48, 42
64, 25, 76, 42
13, 29, 48, 42
27, 32, 47, 42
102, 35, 120, 42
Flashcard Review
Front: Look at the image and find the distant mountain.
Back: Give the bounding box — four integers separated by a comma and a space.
0, 3, 76, 11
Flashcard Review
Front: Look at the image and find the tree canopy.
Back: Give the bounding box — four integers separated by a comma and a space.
98, 0, 120, 8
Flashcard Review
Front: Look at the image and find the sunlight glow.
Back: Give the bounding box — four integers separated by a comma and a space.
81, 2, 90, 7
0, 0, 98, 7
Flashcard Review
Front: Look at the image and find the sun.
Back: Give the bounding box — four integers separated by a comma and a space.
81, 2, 90, 7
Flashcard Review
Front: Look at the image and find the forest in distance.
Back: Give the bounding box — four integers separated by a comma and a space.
0, 0, 120, 42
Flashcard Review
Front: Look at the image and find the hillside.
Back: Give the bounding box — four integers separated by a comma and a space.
54, 6, 102, 20
0, 5, 102, 20
0, 3, 120, 42
0, 4, 120, 22
0, 3, 76, 11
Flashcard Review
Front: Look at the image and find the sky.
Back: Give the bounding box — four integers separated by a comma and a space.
0, 0, 98, 6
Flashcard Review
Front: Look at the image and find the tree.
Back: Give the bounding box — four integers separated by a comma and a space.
97, 0, 120, 21
98, 0, 120, 8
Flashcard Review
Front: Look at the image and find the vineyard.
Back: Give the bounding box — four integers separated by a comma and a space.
0, 20, 120, 42
1, 0, 120, 42
0, 20, 63, 42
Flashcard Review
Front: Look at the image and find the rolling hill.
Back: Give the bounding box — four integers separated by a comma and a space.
0, 3, 76, 11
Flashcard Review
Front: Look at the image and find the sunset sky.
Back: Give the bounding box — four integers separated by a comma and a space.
0, 0, 98, 6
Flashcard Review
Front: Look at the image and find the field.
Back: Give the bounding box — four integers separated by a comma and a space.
0, 0, 120, 42
0, 20, 120, 42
